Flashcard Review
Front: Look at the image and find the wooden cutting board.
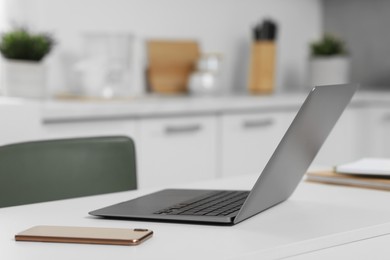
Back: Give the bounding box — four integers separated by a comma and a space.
147, 40, 200, 94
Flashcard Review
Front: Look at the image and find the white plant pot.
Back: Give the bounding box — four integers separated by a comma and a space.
1, 59, 46, 98
308, 56, 350, 88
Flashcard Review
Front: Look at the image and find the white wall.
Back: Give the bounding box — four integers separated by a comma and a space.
324, 0, 390, 89
4, 0, 322, 95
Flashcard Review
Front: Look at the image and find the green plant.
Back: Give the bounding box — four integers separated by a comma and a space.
310, 34, 348, 57
0, 28, 54, 61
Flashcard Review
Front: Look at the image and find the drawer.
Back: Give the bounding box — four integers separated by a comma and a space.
0, 104, 42, 145
41, 119, 136, 140
221, 111, 296, 177
136, 116, 217, 188
314, 107, 366, 165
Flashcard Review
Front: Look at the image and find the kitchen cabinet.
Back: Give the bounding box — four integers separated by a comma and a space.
220, 110, 296, 177
1, 93, 389, 188
313, 106, 368, 166
41, 119, 136, 141
136, 115, 217, 188
366, 106, 390, 158
0, 102, 41, 145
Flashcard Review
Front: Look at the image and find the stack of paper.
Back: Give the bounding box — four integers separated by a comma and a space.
306, 158, 390, 191
335, 158, 390, 176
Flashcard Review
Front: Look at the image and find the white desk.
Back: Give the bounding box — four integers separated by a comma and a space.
2, 174, 390, 260
285, 233, 390, 260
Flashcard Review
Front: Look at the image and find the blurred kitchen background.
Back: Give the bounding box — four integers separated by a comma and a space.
1, 0, 323, 95
0, 0, 389, 188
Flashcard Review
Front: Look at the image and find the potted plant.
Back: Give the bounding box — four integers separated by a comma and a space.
0, 28, 54, 98
308, 34, 350, 88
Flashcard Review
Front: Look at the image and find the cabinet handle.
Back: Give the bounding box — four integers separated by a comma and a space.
242, 118, 274, 129
165, 124, 202, 134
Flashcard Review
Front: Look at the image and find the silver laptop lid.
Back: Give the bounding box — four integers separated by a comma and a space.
234, 84, 358, 224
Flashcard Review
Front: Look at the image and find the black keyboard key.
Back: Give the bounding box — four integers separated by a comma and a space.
154, 191, 249, 217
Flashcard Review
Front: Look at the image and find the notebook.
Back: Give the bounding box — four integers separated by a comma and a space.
306, 171, 390, 192
335, 158, 390, 176
90, 83, 358, 225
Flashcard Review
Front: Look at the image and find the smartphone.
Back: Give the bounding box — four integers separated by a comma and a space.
15, 225, 153, 246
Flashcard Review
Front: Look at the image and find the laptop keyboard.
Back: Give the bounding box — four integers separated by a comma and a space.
154, 191, 250, 217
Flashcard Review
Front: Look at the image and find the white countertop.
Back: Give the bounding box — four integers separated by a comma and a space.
41, 94, 306, 122
2, 90, 390, 122
0, 96, 37, 105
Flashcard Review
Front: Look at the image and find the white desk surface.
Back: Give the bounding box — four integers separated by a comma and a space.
285, 232, 390, 260
2, 173, 390, 260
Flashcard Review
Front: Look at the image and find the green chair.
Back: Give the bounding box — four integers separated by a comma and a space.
0, 136, 137, 208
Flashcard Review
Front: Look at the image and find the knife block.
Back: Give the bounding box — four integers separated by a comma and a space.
248, 41, 276, 94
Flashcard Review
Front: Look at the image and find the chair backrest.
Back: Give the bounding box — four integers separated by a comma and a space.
0, 136, 137, 208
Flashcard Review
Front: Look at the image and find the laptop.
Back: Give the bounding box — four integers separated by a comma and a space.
90, 83, 358, 225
